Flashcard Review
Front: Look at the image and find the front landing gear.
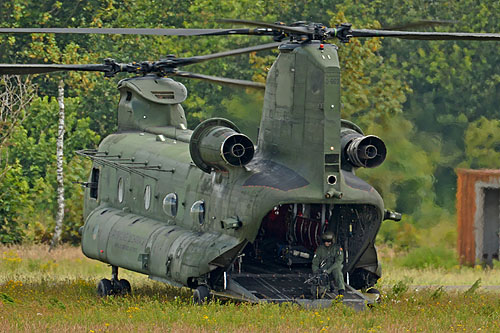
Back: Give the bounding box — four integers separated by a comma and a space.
97, 266, 132, 297
193, 285, 210, 304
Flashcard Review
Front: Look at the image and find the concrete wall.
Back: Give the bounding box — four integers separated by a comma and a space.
457, 169, 500, 265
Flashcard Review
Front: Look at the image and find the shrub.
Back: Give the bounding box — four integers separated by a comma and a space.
0, 162, 29, 244
377, 222, 420, 250
397, 246, 458, 269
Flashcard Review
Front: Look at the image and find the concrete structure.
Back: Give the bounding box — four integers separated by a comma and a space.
457, 169, 500, 266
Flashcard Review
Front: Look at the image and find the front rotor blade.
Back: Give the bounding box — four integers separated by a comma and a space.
0, 27, 240, 36
178, 42, 281, 66
0, 64, 111, 75
174, 71, 265, 89
352, 29, 500, 41
219, 19, 309, 35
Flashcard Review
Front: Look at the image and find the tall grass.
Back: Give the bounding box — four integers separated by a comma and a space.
377, 244, 500, 286
1, 245, 499, 331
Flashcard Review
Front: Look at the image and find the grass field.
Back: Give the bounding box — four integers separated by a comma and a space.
1, 245, 499, 332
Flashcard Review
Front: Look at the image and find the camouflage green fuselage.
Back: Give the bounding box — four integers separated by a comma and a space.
80, 41, 384, 289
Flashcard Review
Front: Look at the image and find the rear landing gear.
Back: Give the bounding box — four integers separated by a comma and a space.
193, 285, 210, 304
97, 266, 132, 297
365, 287, 381, 303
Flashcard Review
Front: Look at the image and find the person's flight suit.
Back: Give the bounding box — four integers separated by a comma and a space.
312, 243, 345, 292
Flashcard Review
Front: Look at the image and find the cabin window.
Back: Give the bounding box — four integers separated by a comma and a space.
90, 168, 99, 199
162, 193, 178, 217
144, 185, 152, 210
190, 200, 205, 225
117, 178, 124, 203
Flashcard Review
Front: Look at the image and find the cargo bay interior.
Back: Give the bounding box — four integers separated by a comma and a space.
223, 203, 381, 299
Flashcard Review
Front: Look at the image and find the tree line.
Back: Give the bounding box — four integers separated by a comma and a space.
0, 0, 498, 249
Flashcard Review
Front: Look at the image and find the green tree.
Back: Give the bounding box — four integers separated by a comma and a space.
463, 117, 500, 169
6, 95, 99, 243
1, 0, 497, 245
0, 75, 36, 243
336, 0, 500, 210
0, 162, 29, 243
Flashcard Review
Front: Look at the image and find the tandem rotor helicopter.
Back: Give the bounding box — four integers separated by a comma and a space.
1, 19, 499, 307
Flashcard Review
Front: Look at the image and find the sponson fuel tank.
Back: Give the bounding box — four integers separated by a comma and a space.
81, 206, 246, 285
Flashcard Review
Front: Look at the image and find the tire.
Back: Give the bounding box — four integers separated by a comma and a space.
367, 288, 380, 295
366, 288, 381, 303
193, 285, 210, 305
119, 279, 132, 295
97, 279, 113, 297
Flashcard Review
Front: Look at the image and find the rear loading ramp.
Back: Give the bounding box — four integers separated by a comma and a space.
212, 272, 371, 310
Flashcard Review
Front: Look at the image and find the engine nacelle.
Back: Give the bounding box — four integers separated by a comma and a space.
190, 118, 255, 173
341, 128, 386, 169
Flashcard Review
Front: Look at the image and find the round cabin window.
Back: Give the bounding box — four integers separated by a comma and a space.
190, 200, 205, 225
144, 185, 151, 210
162, 193, 178, 217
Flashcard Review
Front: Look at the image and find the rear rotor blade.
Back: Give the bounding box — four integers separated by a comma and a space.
219, 19, 309, 35
0, 27, 240, 36
177, 42, 281, 66
351, 29, 500, 41
0, 64, 111, 75
0, 27, 280, 37
173, 71, 265, 89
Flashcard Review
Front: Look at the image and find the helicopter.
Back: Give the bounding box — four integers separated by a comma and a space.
1, 19, 499, 308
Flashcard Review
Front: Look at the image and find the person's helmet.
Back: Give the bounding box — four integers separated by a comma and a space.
321, 231, 335, 243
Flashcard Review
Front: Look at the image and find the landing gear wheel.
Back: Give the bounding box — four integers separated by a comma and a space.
366, 288, 381, 303
97, 278, 113, 297
119, 279, 131, 295
193, 285, 210, 305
